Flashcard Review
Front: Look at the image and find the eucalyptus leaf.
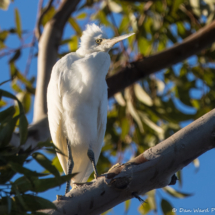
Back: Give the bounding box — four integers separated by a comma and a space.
134, 84, 153, 106
161, 199, 175, 215
20, 195, 57, 211
163, 186, 192, 198
0, 106, 15, 123
9, 162, 49, 177
14, 8, 22, 38
0, 115, 19, 147
32, 152, 60, 177
68, 17, 82, 37
12, 173, 77, 193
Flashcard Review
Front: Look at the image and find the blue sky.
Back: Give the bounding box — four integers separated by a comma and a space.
1, 1, 215, 214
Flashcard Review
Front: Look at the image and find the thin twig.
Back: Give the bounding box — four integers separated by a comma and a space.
24, 35, 37, 76
0, 43, 34, 58
0, 78, 13, 86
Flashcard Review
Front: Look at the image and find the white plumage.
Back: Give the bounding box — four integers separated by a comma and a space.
47, 24, 134, 190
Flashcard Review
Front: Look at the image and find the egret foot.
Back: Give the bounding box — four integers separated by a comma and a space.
87, 149, 99, 179
65, 140, 74, 194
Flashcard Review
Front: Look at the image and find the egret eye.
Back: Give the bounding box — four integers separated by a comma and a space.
95, 39, 102, 44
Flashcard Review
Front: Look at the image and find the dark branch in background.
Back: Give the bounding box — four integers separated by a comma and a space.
35, 0, 54, 40
0, 43, 34, 58
107, 20, 215, 98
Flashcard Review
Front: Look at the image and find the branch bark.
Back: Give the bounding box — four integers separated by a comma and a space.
107, 20, 215, 97
42, 108, 215, 215
33, 0, 80, 123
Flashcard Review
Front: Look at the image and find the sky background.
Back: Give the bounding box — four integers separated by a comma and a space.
0, 1, 215, 214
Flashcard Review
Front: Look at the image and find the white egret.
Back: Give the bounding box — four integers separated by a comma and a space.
47, 24, 134, 193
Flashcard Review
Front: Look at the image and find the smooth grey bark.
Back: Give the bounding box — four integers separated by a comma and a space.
42, 108, 215, 215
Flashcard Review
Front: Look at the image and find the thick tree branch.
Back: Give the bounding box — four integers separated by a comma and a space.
33, 0, 80, 123
107, 20, 215, 98
42, 108, 215, 215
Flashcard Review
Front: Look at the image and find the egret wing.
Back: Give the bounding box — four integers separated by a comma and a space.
60, 52, 110, 182
47, 53, 80, 175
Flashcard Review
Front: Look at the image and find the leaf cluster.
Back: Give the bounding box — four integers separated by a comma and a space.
0, 89, 75, 215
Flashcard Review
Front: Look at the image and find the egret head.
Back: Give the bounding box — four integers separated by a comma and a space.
76, 24, 135, 57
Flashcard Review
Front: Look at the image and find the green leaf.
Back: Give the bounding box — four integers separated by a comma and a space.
0, 106, 15, 123
16, 91, 31, 113
76, 13, 87, 19
0, 41, 6, 49
13, 184, 29, 211
14, 8, 22, 38
0, 30, 9, 42
41, 6, 55, 26
161, 199, 175, 215
163, 186, 192, 198
68, 35, 78, 52
119, 16, 129, 33
37, 140, 54, 148
125, 89, 144, 133
12, 173, 77, 193
108, 0, 122, 13
9, 49, 21, 63
138, 37, 151, 56
9, 162, 49, 177
114, 92, 126, 106
20, 194, 57, 211
52, 156, 63, 174
0, 115, 19, 147
147, 190, 156, 211
0, 89, 29, 145
32, 152, 60, 177
10, 63, 32, 88
37, 140, 66, 156
22, 92, 31, 113
68, 17, 82, 37
190, 0, 201, 16
138, 199, 151, 214
0, 99, 7, 107
124, 199, 131, 214
120, 118, 129, 140
134, 83, 153, 106
91, 11, 111, 26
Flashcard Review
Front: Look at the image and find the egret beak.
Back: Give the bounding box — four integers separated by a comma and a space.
105, 33, 135, 48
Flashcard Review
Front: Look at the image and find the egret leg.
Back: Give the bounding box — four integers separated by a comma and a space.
87, 149, 98, 178
65, 139, 74, 194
